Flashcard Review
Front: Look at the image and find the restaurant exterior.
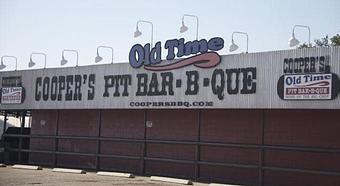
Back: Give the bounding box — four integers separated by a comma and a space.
1, 37, 340, 186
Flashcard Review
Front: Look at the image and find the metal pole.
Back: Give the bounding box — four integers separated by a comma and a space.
30, 52, 47, 69
18, 111, 26, 163
3, 112, 7, 135
137, 20, 154, 47
232, 31, 249, 53
1, 56, 18, 71
97, 46, 114, 64
62, 49, 79, 67
293, 25, 311, 46
182, 14, 199, 40
3, 111, 8, 164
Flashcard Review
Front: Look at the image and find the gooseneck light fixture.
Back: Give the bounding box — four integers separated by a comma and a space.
61, 49, 79, 67
29, 52, 47, 69
0, 55, 18, 71
180, 14, 199, 40
229, 31, 249, 53
134, 20, 154, 47
288, 25, 311, 47
95, 46, 114, 64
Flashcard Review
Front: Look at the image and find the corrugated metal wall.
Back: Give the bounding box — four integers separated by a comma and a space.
1, 47, 340, 110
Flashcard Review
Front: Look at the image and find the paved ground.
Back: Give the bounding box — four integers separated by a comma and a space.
0, 166, 208, 186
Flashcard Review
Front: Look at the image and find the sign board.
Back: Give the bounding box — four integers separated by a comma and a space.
283, 74, 332, 100
1, 87, 23, 104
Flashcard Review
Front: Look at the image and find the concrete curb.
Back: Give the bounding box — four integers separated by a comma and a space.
12, 164, 42, 170
0, 163, 6, 167
97, 171, 134, 178
150, 176, 192, 185
52, 168, 85, 174
209, 183, 244, 186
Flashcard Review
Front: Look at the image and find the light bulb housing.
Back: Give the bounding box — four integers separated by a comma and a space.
229, 40, 239, 52
180, 21, 189, 33
134, 29, 142, 38
28, 58, 36, 68
60, 56, 68, 66
95, 55, 103, 63
288, 34, 300, 47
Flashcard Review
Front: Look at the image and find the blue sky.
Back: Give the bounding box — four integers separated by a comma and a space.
0, 0, 339, 70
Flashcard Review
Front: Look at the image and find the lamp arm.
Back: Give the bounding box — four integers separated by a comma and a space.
182, 14, 199, 40
30, 52, 47, 69
232, 31, 249, 53
62, 50, 79, 67
137, 20, 153, 47
76, 51, 79, 67
1, 55, 18, 71
97, 46, 114, 63
293, 25, 311, 45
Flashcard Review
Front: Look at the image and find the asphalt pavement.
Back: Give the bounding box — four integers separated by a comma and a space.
0, 166, 209, 186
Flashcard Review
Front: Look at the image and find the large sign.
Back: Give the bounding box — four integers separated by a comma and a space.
30, 67, 256, 108
129, 37, 224, 70
0, 45, 340, 110
277, 55, 339, 100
